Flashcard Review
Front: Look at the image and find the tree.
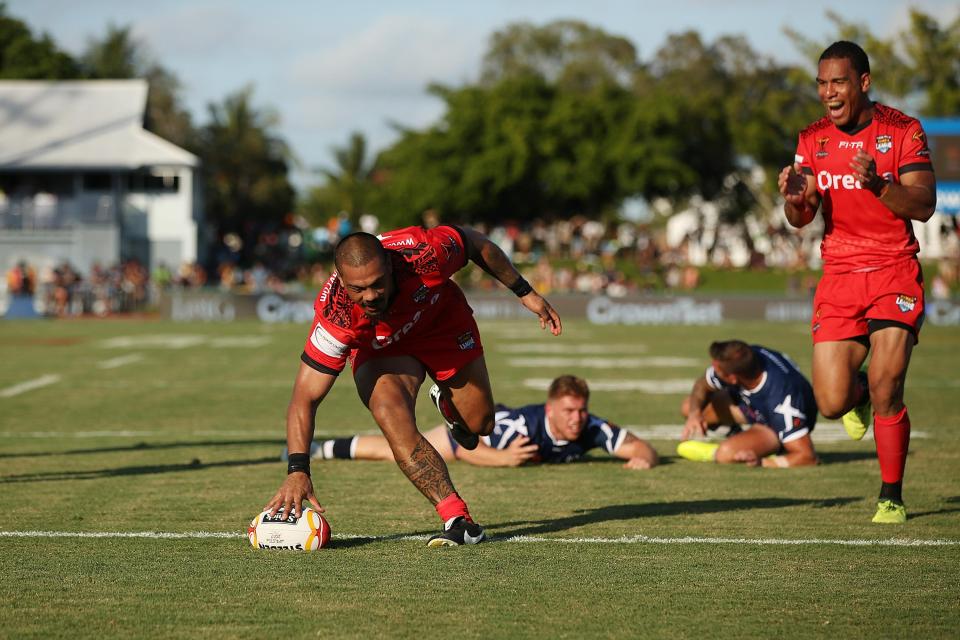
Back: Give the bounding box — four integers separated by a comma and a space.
197, 85, 296, 260
481, 19, 643, 92
81, 24, 194, 148
0, 3, 80, 79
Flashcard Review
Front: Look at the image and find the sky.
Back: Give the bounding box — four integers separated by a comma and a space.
8, 0, 956, 191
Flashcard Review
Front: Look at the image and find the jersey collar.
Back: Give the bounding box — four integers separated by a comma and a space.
740, 371, 768, 396
544, 415, 569, 445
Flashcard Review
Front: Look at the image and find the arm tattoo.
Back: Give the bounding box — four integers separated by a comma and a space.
396, 437, 456, 505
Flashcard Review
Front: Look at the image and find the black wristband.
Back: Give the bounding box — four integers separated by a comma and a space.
287, 453, 311, 476
509, 276, 533, 297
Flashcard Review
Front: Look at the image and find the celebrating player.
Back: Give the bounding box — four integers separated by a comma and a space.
264, 225, 562, 546
678, 340, 818, 468
292, 375, 659, 470
778, 41, 936, 522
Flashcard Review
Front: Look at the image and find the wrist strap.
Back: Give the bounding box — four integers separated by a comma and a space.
509, 276, 533, 297
287, 453, 311, 476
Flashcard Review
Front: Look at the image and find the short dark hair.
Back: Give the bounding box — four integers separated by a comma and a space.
819, 40, 870, 76
334, 232, 386, 272
548, 375, 590, 402
708, 340, 761, 378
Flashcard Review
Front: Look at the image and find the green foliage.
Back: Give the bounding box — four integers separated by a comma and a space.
0, 3, 80, 79
196, 85, 296, 236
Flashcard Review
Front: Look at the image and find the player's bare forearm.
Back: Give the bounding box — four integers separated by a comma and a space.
877, 179, 937, 222
395, 437, 457, 504
687, 377, 713, 413
461, 226, 523, 287
614, 433, 658, 469
286, 363, 337, 455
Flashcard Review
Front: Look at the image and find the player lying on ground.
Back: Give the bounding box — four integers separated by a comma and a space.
264, 225, 562, 547
678, 340, 818, 468
779, 41, 936, 522
293, 375, 659, 470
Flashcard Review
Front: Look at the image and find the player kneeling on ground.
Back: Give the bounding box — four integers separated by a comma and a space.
678, 340, 818, 468
295, 375, 658, 469
264, 225, 562, 547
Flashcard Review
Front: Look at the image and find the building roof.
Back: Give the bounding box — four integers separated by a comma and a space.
0, 80, 198, 169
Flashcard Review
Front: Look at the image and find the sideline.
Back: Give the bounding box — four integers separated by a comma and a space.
1, 530, 956, 547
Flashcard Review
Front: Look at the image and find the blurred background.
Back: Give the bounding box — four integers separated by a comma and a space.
1, 0, 958, 319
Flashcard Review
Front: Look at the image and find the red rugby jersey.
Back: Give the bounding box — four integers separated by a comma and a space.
795, 103, 933, 273
302, 225, 470, 374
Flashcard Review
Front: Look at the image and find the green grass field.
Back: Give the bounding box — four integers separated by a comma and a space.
1, 317, 958, 639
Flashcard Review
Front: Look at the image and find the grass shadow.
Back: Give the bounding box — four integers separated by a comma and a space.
0, 456, 278, 483
0, 439, 285, 460
816, 451, 879, 465
490, 496, 861, 538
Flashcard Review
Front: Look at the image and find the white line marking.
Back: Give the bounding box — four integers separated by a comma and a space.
0, 374, 61, 398
0, 530, 955, 547
525, 378, 693, 393
512, 357, 699, 368
98, 335, 271, 350
97, 354, 144, 369
498, 344, 649, 354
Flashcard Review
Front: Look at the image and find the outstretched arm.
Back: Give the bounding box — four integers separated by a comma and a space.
459, 226, 562, 336
613, 432, 659, 470
681, 375, 714, 439
265, 363, 338, 518
455, 435, 540, 467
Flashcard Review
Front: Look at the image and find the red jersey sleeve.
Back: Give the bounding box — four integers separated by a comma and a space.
795, 134, 814, 175
899, 121, 933, 176
301, 276, 355, 375
424, 225, 469, 279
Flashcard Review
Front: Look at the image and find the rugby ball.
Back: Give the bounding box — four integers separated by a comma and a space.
247, 507, 331, 551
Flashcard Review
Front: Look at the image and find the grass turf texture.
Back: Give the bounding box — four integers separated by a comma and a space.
1, 318, 958, 639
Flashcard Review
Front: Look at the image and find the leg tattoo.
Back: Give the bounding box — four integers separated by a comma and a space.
396, 437, 456, 505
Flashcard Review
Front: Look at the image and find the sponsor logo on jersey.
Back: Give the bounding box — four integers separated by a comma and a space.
457, 331, 476, 351
816, 136, 830, 158
875, 134, 893, 154
412, 284, 429, 303
440, 235, 461, 261
379, 234, 416, 248
371, 310, 424, 350
310, 324, 350, 359
795, 154, 805, 164
896, 294, 917, 313
838, 140, 864, 150
816, 171, 864, 191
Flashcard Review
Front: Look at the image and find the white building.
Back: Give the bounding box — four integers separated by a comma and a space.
0, 80, 201, 275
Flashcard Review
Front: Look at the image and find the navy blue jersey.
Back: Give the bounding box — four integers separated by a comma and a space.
706, 345, 817, 442
449, 402, 626, 463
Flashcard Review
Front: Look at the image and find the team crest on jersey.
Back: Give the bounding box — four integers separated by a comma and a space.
457, 331, 476, 351
895, 294, 916, 313
875, 134, 893, 154
412, 284, 429, 303
815, 136, 830, 158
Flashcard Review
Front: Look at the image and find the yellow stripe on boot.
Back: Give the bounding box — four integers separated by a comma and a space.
676, 441, 719, 462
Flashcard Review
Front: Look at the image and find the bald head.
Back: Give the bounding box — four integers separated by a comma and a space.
335, 232, 387, 272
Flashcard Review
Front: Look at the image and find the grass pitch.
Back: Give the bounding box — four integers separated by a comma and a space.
1, 317, 958, 639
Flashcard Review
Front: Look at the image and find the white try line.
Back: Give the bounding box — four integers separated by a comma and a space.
97, 354, 144, 369
0, 374, 61, 398
0, 530, 956, 547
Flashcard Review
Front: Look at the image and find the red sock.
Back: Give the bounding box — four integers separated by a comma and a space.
874, 406, 911, 483
435, 492, 472, 523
